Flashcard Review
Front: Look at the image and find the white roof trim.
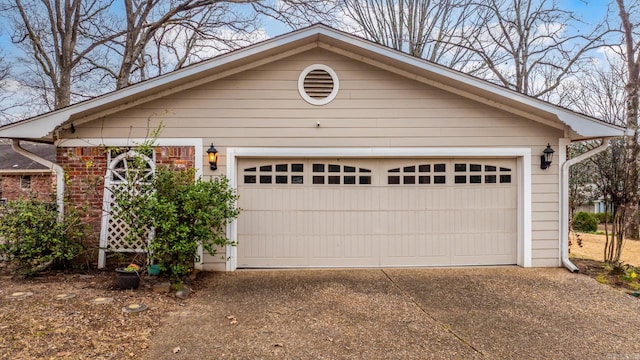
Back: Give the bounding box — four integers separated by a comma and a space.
0, 24, 625, 140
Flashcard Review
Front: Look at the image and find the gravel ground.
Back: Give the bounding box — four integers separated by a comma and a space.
145, 267, 640, 359
0, 272, 188, 359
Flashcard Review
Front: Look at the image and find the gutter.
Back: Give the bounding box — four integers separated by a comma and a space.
560, 138, 612, 272
11, 139, 64, 221
0, 169, 54, 176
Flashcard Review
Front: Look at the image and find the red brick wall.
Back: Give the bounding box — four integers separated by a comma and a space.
57, 146, 196, 238
57, 147, 109, 232
0, 173, 55, 201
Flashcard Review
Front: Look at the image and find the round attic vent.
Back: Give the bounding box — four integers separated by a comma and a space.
298, 64, 339, 105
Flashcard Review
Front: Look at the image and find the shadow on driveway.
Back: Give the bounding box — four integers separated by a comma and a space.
145, 268, 640, 359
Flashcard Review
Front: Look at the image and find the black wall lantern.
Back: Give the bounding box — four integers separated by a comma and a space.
207, 143, 218, 170
540, 143, 554, 170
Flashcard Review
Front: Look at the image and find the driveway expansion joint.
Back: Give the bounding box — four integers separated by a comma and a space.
380, 269, 485, 356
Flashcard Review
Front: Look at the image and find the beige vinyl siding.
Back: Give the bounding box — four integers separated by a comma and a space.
69, 48, 563, 269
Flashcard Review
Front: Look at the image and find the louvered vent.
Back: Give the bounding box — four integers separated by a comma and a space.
303, 69, 334, 99
298, 64, 339, 105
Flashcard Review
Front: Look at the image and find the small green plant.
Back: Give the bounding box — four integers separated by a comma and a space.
603, 262, 614, 273
572, 211, 598, 232
595, 274, 609, 285
0, 198, 85, 275
621, 265, 638, 283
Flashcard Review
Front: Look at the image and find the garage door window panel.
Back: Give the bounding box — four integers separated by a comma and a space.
312, 163, 372, 185
389, 163, 445, 185
244, 163, 304, 185
453, 162, 512, 185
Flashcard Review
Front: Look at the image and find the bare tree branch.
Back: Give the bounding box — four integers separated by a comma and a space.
458, 0, 610, 98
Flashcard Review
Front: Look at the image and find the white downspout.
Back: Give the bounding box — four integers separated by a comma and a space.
11, 139, 64, 220
560, 138, 612, 272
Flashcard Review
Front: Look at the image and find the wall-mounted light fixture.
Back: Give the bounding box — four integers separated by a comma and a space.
540, 143, 554, 170
206, 143, 218, 170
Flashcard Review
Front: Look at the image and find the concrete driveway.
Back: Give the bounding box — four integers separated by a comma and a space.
145, 268, 640, 359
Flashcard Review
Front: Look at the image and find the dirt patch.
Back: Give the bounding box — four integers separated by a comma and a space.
0, 271, 200, 359
571, 258, 640, 294
570, 232, 640, 294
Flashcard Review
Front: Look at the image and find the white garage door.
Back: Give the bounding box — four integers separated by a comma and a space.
237, 158, 517, 268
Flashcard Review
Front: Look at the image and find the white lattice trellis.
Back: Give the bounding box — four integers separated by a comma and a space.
98, 150, 155, 268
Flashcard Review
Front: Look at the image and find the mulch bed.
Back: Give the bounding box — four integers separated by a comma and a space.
571, 257, 640, 295
0, 270, 207, 359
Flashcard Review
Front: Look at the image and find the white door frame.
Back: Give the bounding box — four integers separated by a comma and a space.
226, 147, 532, 271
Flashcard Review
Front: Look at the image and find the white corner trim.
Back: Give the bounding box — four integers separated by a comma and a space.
558, 138, 570, 266
522, 152, 532, 267
225, 147, 533, 271
226, 147, 238, 272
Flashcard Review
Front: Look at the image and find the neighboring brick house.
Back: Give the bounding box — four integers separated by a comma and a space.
0, 141, 56, 203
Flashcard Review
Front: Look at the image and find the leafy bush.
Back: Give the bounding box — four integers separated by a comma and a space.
593, 212, 613, 224
572, 211, 598, 233
0, 198, 84, 275
113, 164, 239, 281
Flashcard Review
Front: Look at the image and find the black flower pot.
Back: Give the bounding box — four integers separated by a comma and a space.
115, 268, 141, 289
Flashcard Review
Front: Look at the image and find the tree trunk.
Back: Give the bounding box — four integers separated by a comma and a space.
55, 67, 72, 108
624, 85, 640, 239
617, 0, 640, 240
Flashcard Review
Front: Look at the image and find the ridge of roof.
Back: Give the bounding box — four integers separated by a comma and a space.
0, 23, 625, 140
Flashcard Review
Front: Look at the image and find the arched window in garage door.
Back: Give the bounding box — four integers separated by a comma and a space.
387, 162, 512, 185
243, 163, 305, 184
387, 163, 447, 185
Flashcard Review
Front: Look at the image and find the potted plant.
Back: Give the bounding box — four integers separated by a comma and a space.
115, 263, 142, 289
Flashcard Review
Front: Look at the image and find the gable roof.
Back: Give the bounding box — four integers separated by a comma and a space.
0, 142, 56, 170
0, 24, 625, 141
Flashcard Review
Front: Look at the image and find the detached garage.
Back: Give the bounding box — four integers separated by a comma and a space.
0, 24, 625, 271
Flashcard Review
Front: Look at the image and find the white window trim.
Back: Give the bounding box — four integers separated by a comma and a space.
298, 64, 340, 106
226, 147, 532, 271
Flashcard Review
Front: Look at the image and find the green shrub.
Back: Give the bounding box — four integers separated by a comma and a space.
594, 212, 613, 224
113, 165, 240, 281
0, 198, 84, 275
572, 211, 598, 233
